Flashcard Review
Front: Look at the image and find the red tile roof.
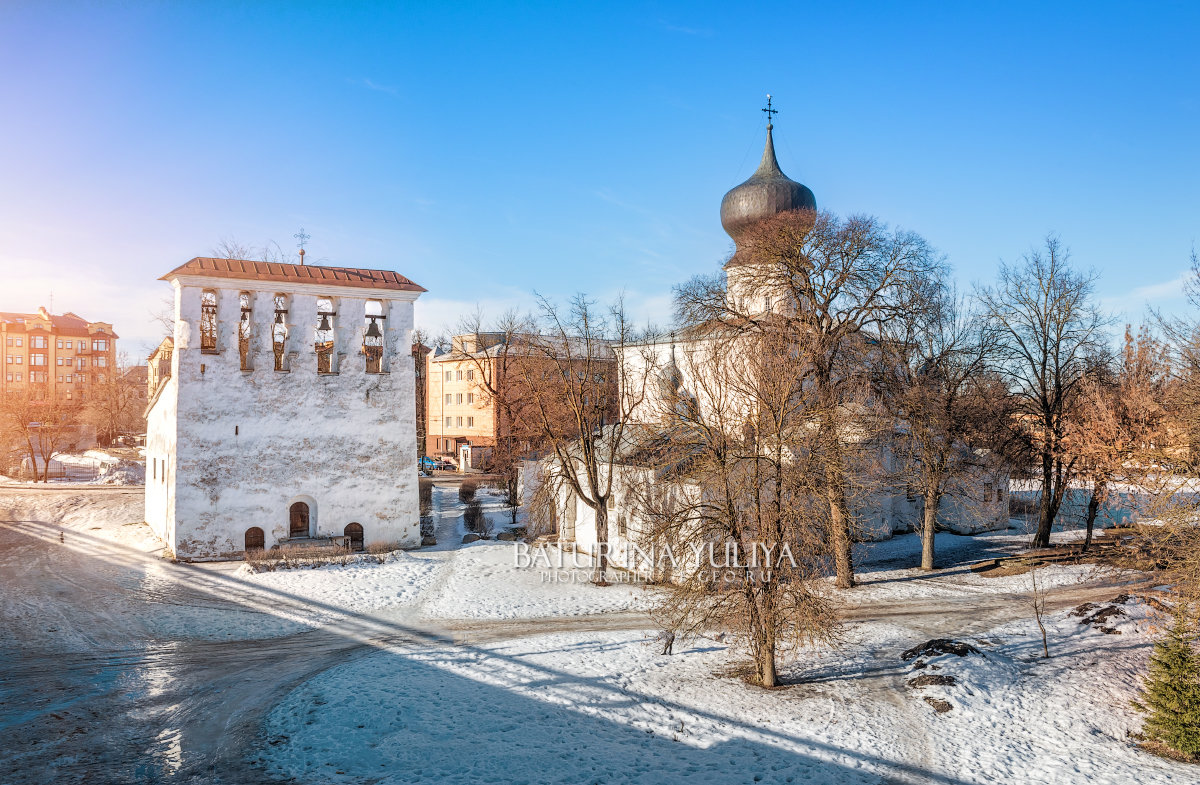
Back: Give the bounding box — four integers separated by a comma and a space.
162, 257, 426, 292
0, 310, 118, 339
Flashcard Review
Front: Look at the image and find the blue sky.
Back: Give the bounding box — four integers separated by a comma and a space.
1, 1, 1197, 355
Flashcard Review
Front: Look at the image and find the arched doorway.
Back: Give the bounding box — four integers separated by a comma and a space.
344, 522, 364, 552
244, 527, 265, 552
289, 502, 310, 538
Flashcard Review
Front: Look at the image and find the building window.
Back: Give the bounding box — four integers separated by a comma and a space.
77, 340, 83, 351
77, 358, 85, 369
14, 373, 21, 382
445, 393, 452, 404
56, 357, 63, 366
200, 290, 218, 353
445, 417, 452, 427
238, 292, 253, 370
363, 300, 385, 373
456, 393, 462, 404
96, 356, 107, 367
15, 356, 23, 364
467, 392, 474, 404
15, 337, 22, 347
456, 370, 462, 381
272, 294, 289, 371
66, 374, 72, 383
56, 339, 63, 349
30, 354, 46, 366
466, 369, 474, 380
445, 370, 452, 381
456, 416, 462, 426
93, 339, 108, 351
467, 417, 474, 427
57, 375, 63, 383
31, 335, 47, 349
315, 297, 335, 374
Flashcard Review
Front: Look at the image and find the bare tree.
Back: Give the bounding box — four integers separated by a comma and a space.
0, 389, 79, 482
677, 209, 945, 588
453, 308, 545, 520
1067, 326, 1170, 551
631, 327, 840, 686
81, 352, 146, 445
977, 236, 1108, 548
516, 294, 656, 583
881, 288, 1000, 570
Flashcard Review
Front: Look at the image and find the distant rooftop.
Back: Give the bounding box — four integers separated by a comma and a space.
0, 307, 118, 338
162, 257, 426, 293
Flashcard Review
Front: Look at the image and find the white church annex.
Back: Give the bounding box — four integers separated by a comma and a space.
145, 257, 425, 559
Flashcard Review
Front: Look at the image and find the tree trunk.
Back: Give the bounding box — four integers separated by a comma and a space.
1033, 452, 1055, 548
827, 473, 855, 589
752, 590, 778, 687
759, 643, 777, 688
1082, 481, 1104, 554
594, 501, 609, 585
921, 487, 940, 571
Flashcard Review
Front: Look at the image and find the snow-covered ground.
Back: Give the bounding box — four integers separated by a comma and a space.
1, 484, 1195, 783
262, 599, 1187, 785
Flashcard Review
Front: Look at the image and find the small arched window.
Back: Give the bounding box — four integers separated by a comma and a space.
200, 290, 218, 354
363, 300, 385, 374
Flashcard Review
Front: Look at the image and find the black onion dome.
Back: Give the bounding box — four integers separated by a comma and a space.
719, 125, 816, 245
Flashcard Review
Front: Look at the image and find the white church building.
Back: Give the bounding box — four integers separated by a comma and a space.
532, 113, 1008, 569
145, 257, 425, 559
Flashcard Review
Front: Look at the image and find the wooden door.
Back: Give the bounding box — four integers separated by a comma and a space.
289, 502, 309, 538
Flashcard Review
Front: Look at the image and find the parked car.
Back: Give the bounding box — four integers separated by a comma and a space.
418, 456, 441, 472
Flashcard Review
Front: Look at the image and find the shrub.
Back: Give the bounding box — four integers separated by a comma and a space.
459, 479, 478, 503
419, 479, 433, 516
1137, 610, 1200, 757
464, 499, 492, 536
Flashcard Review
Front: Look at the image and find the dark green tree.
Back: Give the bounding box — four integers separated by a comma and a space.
1137, 610, 1200, 757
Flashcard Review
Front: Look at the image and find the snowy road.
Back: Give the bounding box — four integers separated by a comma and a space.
0, 487, 1178, 784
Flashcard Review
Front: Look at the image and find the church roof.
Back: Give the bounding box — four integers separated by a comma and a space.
161, 257, 426, 292
719, 121, 816, 246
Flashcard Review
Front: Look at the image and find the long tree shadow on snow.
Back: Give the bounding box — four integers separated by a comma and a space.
0, 514, 984, 785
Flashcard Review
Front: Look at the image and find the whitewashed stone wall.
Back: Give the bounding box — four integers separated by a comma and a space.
145, 275, 421, 559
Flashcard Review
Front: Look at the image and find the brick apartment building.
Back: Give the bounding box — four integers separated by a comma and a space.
0, 307, 119, 404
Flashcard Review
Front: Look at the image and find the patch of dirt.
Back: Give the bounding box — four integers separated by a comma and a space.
907, 674, 957, 688
1071, 601, 1127, 634
901, 639, 981, 661
1137, 740, 1200, 765
924, 697, 954, 713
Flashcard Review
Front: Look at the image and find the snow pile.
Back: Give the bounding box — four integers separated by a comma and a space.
95, 460, 145, 485
237, 551, 441, 615
420, 541, 656, 620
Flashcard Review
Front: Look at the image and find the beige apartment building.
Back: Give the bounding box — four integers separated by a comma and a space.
0, 307, 119, 404
426, 331, 618, 470
427, 333, 501, 468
